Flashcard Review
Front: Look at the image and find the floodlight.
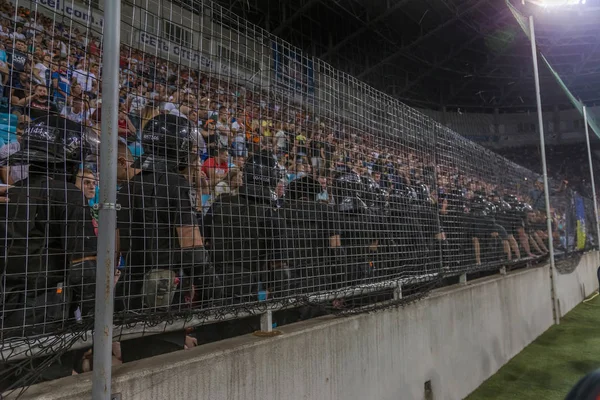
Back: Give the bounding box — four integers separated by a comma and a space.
524, 0, 586, 6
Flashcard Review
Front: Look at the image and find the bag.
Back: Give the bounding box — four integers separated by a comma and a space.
1, 283, 68, 338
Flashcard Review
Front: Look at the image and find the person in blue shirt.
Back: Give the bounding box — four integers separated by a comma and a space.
51, 60, 71, 110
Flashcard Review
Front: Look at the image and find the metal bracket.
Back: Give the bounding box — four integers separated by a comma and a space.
97, 202, 121, 211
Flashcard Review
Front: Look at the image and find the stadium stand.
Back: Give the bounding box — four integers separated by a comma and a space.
0, 0, 597, 392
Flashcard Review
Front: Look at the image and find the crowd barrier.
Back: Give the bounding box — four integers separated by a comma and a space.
0, 0, 598, 393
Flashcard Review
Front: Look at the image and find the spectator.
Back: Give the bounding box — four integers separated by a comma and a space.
61, 97, 87, 125
7, 39, 27, 73
32, 53, 51, 86
23, 83, 58, 119
118, 103, 137, 141
127, 84, 146, 130
230, 111, 246, 158
310, 133, 325, 179
201, 118, 219, 158
0, 42, 7, 63
202, 147, 229, 190
10, 26, 25, 41
215, 168, 243, 197
74, 167, 97, 200
295, 127, 307, 157
10, 71, 31, 116
51, 59, 71, 110
216, 106, 231, 149
0, 54, 8, 96
140, 100, 160, 131
72, 60, 97, 94
273, 121, 288, 156
0, 141, 28, 185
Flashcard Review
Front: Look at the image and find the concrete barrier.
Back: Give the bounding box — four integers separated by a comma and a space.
555, 251, 600, 317
11, 253, 599, 400
10, 266, 554, 400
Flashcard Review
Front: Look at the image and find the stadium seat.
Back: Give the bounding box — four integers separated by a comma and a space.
0, 98, 9, 114
0, 113, 18, 145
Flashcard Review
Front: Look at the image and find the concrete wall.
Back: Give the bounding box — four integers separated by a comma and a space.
11, 254, 599, 400
555, 251, 600, 317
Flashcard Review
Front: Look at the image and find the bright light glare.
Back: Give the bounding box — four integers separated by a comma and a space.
526, 0, 586, 6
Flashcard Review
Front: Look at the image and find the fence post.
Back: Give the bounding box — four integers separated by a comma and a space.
529, 15, 560, 325
91, 1, 121, 399
583, 106, 600, 247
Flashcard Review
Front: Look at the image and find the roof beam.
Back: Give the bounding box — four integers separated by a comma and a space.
319, 0, 412, 60
397, 10, 513, 97
271, 0, 320, 36
356, 0, 490, 79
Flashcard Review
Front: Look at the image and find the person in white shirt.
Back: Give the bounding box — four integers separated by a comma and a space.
273, 122, 288, 156
24, 18, 43, 36
231, 115, 246, 157
61, 98, 87, 125
10, 27, 25, 41
33, 54, 51, 86
160, 89, 179, 114
72, 61, 97, 93
169, 104, 190, 119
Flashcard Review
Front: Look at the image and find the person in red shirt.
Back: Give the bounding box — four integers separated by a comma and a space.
202, 147, 229, 190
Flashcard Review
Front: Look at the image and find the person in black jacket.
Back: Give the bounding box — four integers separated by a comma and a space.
330, 172, 382, 286
116, 114, 216, 363
0, 116, 97, 335
203, 151, 290, 302
0, 116, 97, 389
282, 175, 343, 292
116, 114, 215, 312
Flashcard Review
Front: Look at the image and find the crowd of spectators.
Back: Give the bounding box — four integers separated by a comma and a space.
0, 0, 591, 279
0, 0, 521, 209
498, 144, 599, 197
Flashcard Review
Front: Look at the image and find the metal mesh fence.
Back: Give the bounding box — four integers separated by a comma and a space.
0, 0, 597, 393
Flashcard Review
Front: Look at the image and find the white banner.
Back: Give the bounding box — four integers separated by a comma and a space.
137, 31, 212, 69
9, 0, 103, 28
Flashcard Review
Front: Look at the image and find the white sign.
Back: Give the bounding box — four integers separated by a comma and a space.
9, 0, 103, 28
138, 31, 212, 69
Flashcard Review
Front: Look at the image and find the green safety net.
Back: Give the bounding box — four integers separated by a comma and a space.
506, 0, 600, 139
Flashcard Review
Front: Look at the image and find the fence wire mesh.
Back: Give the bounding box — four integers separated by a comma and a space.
0, 0, 597, 394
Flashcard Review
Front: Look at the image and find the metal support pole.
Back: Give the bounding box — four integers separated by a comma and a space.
92, 1, 121, 399
583, 106, 600, 247
529, 16, 560, 325
260, 311, 273, 333
393, 284, 403, 300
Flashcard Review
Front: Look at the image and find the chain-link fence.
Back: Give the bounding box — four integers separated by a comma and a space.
0, 0, 598, 394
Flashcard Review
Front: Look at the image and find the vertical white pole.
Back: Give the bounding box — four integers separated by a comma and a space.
92, 0, 120, 398
583, 106, 600, 247
529, 15, 560, 324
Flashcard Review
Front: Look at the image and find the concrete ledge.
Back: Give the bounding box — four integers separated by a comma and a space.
13, 261, 565, 400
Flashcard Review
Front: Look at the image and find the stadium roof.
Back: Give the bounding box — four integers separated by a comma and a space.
212, 0, 600, 112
